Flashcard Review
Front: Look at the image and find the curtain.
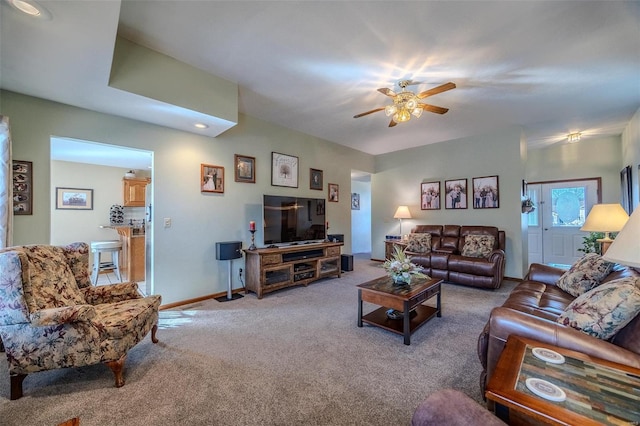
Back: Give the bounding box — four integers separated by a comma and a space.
0, 115, 13, 248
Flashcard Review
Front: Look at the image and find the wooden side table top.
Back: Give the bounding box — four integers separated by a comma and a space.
486, 335, 640, 426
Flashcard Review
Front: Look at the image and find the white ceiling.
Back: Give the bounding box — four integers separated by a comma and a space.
2, 0, 639, 168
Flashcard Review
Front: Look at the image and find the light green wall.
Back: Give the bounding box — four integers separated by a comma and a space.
4, 88, 638, 300
371, 127, 527, 279
526, 136, 623, 203
3, 90, 374, 304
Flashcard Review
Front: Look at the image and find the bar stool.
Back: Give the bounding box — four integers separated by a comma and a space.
90, 240, 123, 285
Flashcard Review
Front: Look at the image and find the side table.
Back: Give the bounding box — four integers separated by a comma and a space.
486, 335, 640, 425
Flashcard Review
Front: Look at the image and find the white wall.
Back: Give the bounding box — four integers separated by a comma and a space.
371, 127, 526, 279
50, 160, 147, 266
351, 178, 371, 254
3, 90, 374, 305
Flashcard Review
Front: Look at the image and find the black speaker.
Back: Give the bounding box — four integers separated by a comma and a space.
216, 241, 243, 260
341, 254, 353, 272
328, 234, 344, 243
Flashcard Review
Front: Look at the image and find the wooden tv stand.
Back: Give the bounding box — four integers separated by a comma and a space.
243, 242, 343, 298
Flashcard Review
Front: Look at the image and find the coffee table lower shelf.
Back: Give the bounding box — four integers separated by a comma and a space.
361, 305, 438, 341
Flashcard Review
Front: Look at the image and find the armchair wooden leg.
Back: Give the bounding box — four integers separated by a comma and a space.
105, 356, 126, 388
10, 373, 26, 400
151, 324, 158, 343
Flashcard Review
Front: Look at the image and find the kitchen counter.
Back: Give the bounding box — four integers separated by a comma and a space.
100, 225, 146, 282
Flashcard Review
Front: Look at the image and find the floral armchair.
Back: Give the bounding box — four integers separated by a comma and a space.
0, 242, 161, 399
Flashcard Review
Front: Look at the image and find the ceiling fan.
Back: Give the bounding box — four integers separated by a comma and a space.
353, 80, 456, 127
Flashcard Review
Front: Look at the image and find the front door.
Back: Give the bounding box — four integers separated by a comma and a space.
528, 179, 600, 266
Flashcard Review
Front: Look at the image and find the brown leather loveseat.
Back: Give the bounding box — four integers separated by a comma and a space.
477, 262, 640, 396
406, 225, 506, 289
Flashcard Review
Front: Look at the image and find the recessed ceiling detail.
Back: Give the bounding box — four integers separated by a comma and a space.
109, 36, 237, 137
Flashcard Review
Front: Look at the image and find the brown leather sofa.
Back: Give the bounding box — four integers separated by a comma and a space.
477, 262, 640, 396
406, 225, 506, 289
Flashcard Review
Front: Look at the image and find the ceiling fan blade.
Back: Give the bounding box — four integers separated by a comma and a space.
416, 82, 456, 99
388, 119, 397, 127
418, 103, 449, 114
377, 88, 396, 97
353, 107, 385, 118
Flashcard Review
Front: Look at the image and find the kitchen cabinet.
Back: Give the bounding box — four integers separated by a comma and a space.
123, 177, 150, 207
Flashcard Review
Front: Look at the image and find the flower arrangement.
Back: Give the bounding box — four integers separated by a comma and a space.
382, 245, 428, 285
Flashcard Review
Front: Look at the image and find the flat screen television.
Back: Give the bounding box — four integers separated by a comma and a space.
263, 195, 326, 246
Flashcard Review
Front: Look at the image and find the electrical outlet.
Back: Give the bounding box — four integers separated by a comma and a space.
163, 218, 171, 228
239, 268, 243, 278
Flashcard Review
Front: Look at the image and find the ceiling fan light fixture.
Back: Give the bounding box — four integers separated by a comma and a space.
395, 109, 411, 123
412, 107, 423, 118
385, 105, 397, 117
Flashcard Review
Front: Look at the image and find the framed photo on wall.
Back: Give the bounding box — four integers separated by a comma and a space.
444, 178, 467, 209
56, 187, 93, 210
271, 152, 298, 188
234, 154, 255, 183
201, 163, 224, 193
351, 193, 360, 210
12, 160, 32, 215
310, 168, 323, 190
328, 183, 339, 202
472, 175, 499, 209
420, 181, 441, 210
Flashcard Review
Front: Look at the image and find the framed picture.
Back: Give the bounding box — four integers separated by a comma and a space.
310, 168, 323, 190
444, 178, 467, 209
271, 152, 298, 188
351, 193, 360, 210
12, 160, 32, 215
201, 164, 224, 193
234, 154, 255, 183
328, 183, 339, 202
56, 187, 93, 210
472, 175, 500, 209
621, 165, 632, 214
420, 181, 441, 210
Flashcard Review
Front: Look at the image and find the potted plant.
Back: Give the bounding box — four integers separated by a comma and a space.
521, 198, 535, 214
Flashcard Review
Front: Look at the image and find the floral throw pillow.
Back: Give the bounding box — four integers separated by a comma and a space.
557, 277, 640, 340
461, 235, 495, 258
556, 253, 614, 297
406, 233, 431, 254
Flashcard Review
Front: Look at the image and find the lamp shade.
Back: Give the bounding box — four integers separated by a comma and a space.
603, 207, 640, 268
393, 206, 412, 219
580, 204, 629, 235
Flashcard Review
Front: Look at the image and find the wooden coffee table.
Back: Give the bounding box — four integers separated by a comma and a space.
486, 335, 640, 425
357, 275, 442, 345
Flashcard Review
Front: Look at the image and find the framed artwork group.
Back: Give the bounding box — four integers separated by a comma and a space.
421, 175, 500, 210
200, 152, 336, 203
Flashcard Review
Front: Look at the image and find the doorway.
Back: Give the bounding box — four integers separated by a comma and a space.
351, 171, 372, 255
527, 178, 601, 266
50, 137, 154, 294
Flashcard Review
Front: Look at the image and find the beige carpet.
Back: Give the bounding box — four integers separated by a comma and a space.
0, 254, 516, 425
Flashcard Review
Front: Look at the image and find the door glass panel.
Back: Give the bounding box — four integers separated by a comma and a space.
526, 188, 539, 227
551, 187, 585, 227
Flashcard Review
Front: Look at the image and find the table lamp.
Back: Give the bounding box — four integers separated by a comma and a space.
393, 205, 411, 237
580, 203, 629, 255
603, 207, 640, 268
